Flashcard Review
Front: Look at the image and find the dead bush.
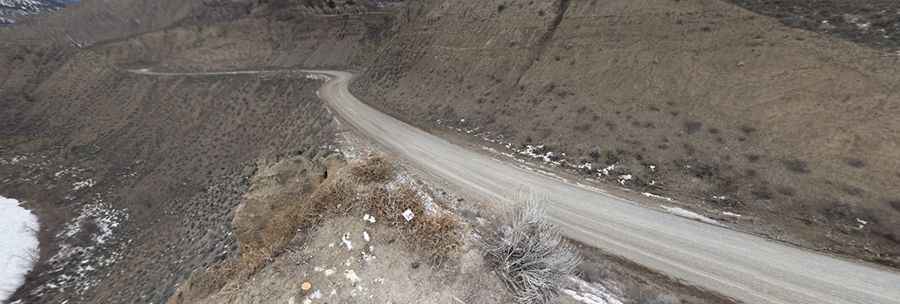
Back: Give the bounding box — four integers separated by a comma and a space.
364, 186, 461, 264
350, 156, 393, 183
365, 187, 424, 223
186, 170, 357, 296
236, 177, 353, 273
845, 158, 865, 168
782, 159, 811, 174
485, 200, 581, 304
683, 120, 703, 134
415, 214, 462, 264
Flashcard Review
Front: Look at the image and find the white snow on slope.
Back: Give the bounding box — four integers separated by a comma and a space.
563, 276, 623, 304
0, 196, 39, 302
662, 206, 720, 226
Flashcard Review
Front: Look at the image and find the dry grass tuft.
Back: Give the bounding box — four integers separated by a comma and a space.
350, 156, 393, 183
178, 170, 357, 300
364, 186, 462, 265
414, 214, 462, 264
365, 187, 424, 222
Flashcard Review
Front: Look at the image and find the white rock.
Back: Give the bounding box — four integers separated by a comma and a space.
344, 269, 361, 283
341, 233, 353, 251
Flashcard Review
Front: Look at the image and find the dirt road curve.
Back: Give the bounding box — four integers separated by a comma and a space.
130, 69, 900, 304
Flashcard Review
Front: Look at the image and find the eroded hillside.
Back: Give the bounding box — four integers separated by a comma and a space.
352, 0, 900, 267
2, 0, 900, 303
1, 54, 335, 302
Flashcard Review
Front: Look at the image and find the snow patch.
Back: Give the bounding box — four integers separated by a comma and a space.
600, 164, 616, 177
662, 206, 720, 226
641, 192, 674, 202
563, 276, 623, 304
722, 211, 742, 218
38, 202, 128, 296
386, 174, 436, 214
0, 196, 39, 302
576, 162, 593, 170
617, 174, 632, 185
72, 178, 96, 191
856, 218, 868, 229
305, 74, 329, 81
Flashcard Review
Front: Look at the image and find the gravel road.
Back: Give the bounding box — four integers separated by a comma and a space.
131, 68, 900, 304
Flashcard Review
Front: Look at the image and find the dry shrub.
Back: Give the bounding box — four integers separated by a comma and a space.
350, 156, 393, 183
183, 157, 460, 298
365, 187, 424, 222
415, 214, 462, 264
485, 201, 581, 304
364, 186, 461, 264
186, 173, 357, 297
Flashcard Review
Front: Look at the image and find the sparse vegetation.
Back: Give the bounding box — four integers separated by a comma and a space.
351, 155, 393, 183
775, 185, 796, 197
601, 149, 624, 166
485, 200, 581, 304
751, 186, 774, 200
364, 186, 462, 264
180, 156, 461, 298
683, 121, 703, 134
888, 200, 900, 212
744, 154, 761, 163
845, 158, 865, 168
782, 159, 810, 174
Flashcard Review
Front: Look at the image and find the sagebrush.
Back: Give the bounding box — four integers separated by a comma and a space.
485, 200, 581, 304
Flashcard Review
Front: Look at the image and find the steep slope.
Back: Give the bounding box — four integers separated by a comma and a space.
352, 0, 900, 267
0, 49, 336, 303
0, 2, 405, 303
